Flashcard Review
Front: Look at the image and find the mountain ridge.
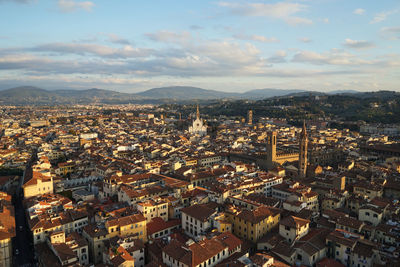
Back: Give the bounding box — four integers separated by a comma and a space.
0, 85, 384, 105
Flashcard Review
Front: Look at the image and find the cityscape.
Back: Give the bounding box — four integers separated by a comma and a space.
1, 1, 400, 267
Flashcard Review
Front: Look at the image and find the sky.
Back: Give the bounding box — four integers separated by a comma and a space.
0, 0, 399, 93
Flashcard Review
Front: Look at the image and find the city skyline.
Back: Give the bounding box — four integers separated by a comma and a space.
0, 0, 399, 92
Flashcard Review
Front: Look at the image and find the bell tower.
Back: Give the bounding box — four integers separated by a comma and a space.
299, 121, 308, 178
266, 131, 277, 169
247, 110, 253, 125
196, 104, 200, 120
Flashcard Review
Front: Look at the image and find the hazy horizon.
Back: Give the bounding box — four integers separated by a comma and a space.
0, 84, 380, 95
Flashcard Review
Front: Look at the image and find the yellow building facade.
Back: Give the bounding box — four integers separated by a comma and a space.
226, 206, 281, 242
105, 214, 147, 242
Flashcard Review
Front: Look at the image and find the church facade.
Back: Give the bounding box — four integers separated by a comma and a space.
188, 105, 207, 136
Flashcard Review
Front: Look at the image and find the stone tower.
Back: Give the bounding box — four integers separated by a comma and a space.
247, 110, 253, 125
299, 121, 308, 178
196, 104, 200, 120
266, 131, 277, 169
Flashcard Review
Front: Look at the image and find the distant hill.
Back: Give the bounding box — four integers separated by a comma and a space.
54, 88, 132, 98
196, 90, 400, 124
242, 88, 305, 99
0, 86, 140, 105
327, 90, 360, 95
350, 90, 400, 99
0, 86, 56, 98
135, 86, 240, 100
136, 86, 311, 100
0, 85, 396, 105
0, 86, 62, 105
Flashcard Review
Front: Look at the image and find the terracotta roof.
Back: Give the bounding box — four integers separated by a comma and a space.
326, 230, 359, 248
147, 217, 180, 236
162, 234, 233, 267
237, 206, 281, 224
336, 216, 363, 230
295, 228, 330, 256
279, 215, 310, 228
213, 232, 242, 251
23, 170, 52, 187
0, 193, 15, 240
106, 213, 145, 228
83, 224, 108, 238
181, 203, 216, 222
352, 240, 376, 258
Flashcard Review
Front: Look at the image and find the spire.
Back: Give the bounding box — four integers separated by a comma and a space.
301, 120, 307, 137
196, 104, 200, 119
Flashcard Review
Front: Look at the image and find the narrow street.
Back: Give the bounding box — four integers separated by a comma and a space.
12, 152, 37, 267
13, 190, 35, 267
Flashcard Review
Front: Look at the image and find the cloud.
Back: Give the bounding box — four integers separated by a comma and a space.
0, 0, 33, 3
145, 30, 192, 43
353, 8, 365, 15
267, 50, 287, 63
218, 1, 312, 25
31, 42, 151, 58
287, 17, 313, 26
299, 37, 312, 43
1, 27, 399, 92
343, 39, 375, 49
2, 47, 399, 92
0, 39, 269, 77
381, 26, 400, 40
381, 26, 400, 33
233, 34, 279, 43
0, 52, 365, 79
189, 25, 203, 30
292, 49, 400, 68
58, 0, 94, 13
370, 10, 397, 24
292, 50, 371, 66
107, 34, 131, 45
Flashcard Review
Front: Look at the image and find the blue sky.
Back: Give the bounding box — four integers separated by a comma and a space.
0, 0, 399, 93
